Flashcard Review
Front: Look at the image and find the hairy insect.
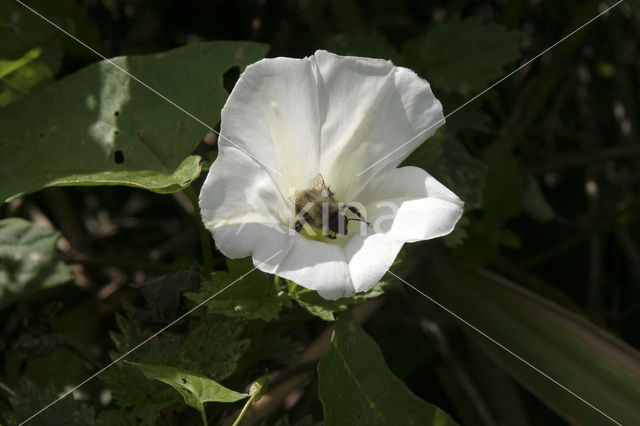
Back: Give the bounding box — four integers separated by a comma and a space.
294, 174, 368, 239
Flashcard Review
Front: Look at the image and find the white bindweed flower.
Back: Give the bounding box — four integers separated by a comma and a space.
199, 50, 463, 300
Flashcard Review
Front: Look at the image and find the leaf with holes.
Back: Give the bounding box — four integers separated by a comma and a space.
0, 218, 72, 310
128, 361, 248, 423
318, 313, 459, 425
0, 41, 269, 203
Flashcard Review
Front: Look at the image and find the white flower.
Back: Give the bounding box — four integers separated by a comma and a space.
199, 50, 463, 300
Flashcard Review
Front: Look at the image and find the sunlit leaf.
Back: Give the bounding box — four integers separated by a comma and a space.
128, 361, 247, 422
0, 2, 64, 107
0, 41, 269, 203
100, 364, 179, 426
0, 47, 43, 78
318, 313, 459, 425
0, 218, 72, 310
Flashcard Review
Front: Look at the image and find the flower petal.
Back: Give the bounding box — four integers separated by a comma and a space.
345, 232, 404, 293
219, 56, 322, 194
213, 223, 353, 300
200, 144, 354, 300
361, 166, 464, 242
314, 51, 444, 201
211, 223, 292, 268
199, 147, 291, 228
275, 235, 354, 300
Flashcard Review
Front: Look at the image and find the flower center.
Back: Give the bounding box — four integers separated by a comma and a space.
291, 174, 369, 243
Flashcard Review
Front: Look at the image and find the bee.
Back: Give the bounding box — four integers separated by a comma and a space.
294, 174, 369, 239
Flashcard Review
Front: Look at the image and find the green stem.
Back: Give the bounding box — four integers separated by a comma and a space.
231, 393, 258, 426
200, 407, 209, 426
184, 186, 215, 272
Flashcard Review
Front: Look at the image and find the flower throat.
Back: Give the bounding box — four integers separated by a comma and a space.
293, 174, 369, 239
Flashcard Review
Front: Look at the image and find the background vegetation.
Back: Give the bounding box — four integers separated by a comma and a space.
1, 0, 639, 425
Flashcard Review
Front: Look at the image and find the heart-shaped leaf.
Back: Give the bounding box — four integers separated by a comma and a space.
0, 41, 269, 203
128, 361, 248, 425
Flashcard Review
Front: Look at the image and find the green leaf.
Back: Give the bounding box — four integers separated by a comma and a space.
181, 315, 251, 381
0, 47, 43, 78
100, 362, 180, 425
132, 267, 202, 322
0, 41, 269, 203
0, 2, 64, 57
186, 258, 289, 322
0, 218, 72, 310
0, 43, 61, 108
443, 102, 491, 135
425, 255, 640, 426
103, 307, 250, 424
289, 281, 385, 321
0, 2, 64, 107
318, 313, 459, 425
325, 32, 403, 63
128, 361, 248, 421
428, 136, 488, 211
108, 307, 249, 381
403, 17, 521, 95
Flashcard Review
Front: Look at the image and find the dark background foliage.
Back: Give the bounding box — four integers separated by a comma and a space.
1, 0, 639, 425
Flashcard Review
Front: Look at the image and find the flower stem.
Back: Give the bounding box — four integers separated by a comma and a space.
231, 393, 258, 426
184, 186, 215, 272
200, 408, 209, 426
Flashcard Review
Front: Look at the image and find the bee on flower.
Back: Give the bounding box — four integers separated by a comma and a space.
200, 50, 463, 300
